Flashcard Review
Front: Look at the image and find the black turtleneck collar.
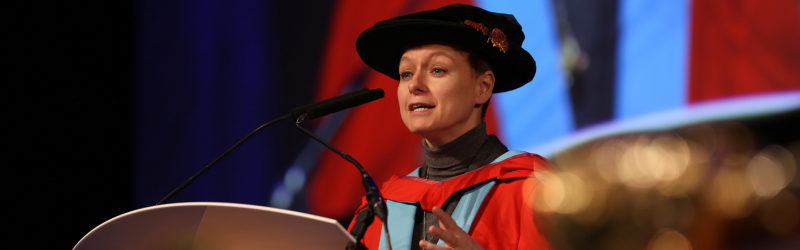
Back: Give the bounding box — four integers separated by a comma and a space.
421, 122, 489, 181
413, 121, 509, 247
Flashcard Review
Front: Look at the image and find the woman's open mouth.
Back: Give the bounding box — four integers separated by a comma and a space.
409, 103, 435, 114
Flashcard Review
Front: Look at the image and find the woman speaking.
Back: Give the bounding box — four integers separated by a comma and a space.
349, 4, 554, 250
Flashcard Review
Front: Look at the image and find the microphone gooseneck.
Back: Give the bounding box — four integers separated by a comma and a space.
293, 88, 392, 250
155, 86, 390, 249
156, 87, 377, 205
295, 116, 392, 250
156, 114, 292, 205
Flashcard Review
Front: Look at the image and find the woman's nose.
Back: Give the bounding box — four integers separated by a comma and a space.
407, 74, 426, 94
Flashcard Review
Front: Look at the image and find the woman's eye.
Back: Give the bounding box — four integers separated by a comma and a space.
400, 72, 413, 80
432, 68, 446, 75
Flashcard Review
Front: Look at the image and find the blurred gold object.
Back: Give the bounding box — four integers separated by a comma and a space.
758, 190, 800, 236
541, 121, 800, 249
534, 171, 591, 214
648, 228, 692, 250
705, 168, 757, 219
747, 145, 796, 198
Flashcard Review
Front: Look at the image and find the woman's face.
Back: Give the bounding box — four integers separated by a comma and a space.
397, 44, 491, 146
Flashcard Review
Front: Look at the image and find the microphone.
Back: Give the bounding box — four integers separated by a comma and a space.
290, 88, 369, 120
306, 88, 384, 119
156, 87, 379, 205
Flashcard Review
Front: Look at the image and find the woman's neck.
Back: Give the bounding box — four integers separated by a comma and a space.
423, 117, 483, 147
422, 122, 489, 181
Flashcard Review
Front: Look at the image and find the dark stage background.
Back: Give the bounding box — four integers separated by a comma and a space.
7, 1, 133, 249
6, 1, 333, 248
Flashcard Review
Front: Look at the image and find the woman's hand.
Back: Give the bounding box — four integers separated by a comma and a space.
418, 206, 486, 250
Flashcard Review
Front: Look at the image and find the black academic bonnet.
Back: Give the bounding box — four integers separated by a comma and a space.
355, 3, 536, 93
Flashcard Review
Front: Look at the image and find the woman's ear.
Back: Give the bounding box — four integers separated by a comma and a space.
475, 70, 495, 105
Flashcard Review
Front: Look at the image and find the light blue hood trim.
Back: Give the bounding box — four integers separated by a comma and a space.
378, 150, 526, 249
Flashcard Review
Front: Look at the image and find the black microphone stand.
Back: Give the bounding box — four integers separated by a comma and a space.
295, 113, 392, 250
156, 114, 292, 205
155, 88, 372, 205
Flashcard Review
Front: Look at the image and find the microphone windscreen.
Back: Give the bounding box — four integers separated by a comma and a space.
307, 88, 385, 120
290, 88, 369, 120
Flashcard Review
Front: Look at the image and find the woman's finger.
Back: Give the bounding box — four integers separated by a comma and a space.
428, 225, 459, 247
419, 240, 453, 250
432, 206, 463, 234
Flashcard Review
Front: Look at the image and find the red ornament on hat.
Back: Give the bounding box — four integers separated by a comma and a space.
462, 20, 509, 53
488, 28, 509, 53
462, 20, 489, 35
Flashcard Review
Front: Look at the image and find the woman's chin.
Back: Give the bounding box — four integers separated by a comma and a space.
407, 127, 428, 135
406, 124, 435, 136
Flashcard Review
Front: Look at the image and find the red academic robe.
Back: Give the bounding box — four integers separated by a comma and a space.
347, 152, 554, 250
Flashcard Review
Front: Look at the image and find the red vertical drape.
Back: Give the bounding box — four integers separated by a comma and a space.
689, 0, 800, 102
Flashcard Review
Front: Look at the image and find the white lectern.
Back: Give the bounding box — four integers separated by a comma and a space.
73, 202, 355, 250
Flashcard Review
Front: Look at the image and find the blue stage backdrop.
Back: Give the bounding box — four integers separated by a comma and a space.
134, 0, 280, 207
134, 0, 333, 208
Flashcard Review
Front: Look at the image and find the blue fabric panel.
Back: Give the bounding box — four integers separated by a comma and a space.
491, 150, 525, 164
393, 151, 520, 247
380, 200, 419, 250
616, 0, 689, 119
436, 179, 497, 246
407, 167, 421, 177
476, 0, 575, 151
